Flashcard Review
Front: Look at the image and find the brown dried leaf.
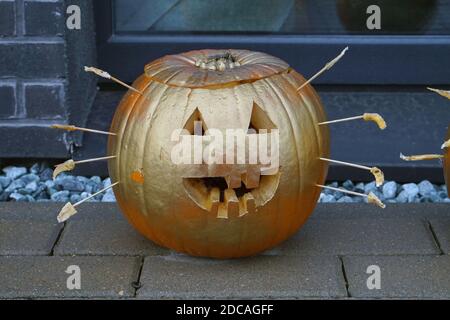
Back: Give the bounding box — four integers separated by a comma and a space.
400, 153, 443, 161
370, 167, 385, 187
53, 159, 75, 179
367, 192, 386, 209
427, 87, 450, 100
362, 113, 387, 130
57, 202, 77, 223
84, 66, 111, 79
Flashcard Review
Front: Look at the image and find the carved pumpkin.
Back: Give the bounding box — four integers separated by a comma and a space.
107, 49, 329, 258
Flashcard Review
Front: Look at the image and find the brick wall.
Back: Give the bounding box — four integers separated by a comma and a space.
0, 0, 97, 158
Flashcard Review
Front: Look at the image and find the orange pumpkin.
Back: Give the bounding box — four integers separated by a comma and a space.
107, 49, 329, 258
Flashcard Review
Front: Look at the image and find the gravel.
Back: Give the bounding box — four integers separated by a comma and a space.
0, 164, 449, 204
0, 163, 116, 203
317, 179, 450, 204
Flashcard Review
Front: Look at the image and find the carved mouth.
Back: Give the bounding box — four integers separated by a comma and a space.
182, 171, 280, 219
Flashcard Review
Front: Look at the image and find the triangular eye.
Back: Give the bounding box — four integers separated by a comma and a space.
182, 108, 208, 135
248, 102, 276, 133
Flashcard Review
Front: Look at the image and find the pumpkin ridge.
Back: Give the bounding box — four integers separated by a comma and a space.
140, 85, 174, 246
145, 68, 292, 90
290, 78, 324, 209
289, 74, 328, 194
113, 77, 153, 199
288, 72, 330, 181
262, 78, 302, 245
118, 81, 157, 240
110, 78, 155, 242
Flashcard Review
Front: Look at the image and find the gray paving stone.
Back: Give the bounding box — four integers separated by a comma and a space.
0, 256, 140, 299
0, 202, 62, 221
0, 205, 62, 255
54, 215, 169, 256
137, 255, 347, 299
312, 203, 450, 219
0, 220, 62, 256
429, 219, 450, 254
343, 255, 450, 299
266, 218, 438, 256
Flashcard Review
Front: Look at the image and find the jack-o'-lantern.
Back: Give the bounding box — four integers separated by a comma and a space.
106, 49, 329, 258
52, 48, 387, 258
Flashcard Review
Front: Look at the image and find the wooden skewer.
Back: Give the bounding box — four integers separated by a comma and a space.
50, 124, 116, 136
400, 153, 443, 161
84, 66, 142, 95
316, 184, 386, 209
74, 155, 116, 164
318, 113, 386, 130
57, 181, 119, 223
53, 156, 116, 179
319, 157, 385, 187
297, 47, 348, 91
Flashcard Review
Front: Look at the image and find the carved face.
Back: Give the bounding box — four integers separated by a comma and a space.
176, 102, 281, 219
108, 49, 329, 258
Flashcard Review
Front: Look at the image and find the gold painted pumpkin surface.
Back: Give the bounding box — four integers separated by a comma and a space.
107, 49, 330, 258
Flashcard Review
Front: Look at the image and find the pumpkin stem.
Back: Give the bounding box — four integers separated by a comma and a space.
297, 46, 348, 91
53, 155, 116, 180
84, 66, 143, 95
319, 157, 385, 187
57, 181, 119, 223
316, 184, 386, 209
400, 153, 443, 161
50, 124, 117, 136
195, 52, 240, 71
318, 113, 386, 130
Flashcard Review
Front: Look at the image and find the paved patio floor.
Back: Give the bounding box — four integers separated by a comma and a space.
0, 202, 449, 299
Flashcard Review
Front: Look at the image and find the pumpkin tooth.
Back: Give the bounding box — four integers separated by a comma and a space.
206, 187, 220, 214
238, 199, 248, 217
225, 174, 242, 188
240, 193, 256, 216
241, 168, 261, 189
217, 203, 228, 219
224, 189, 239, 217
